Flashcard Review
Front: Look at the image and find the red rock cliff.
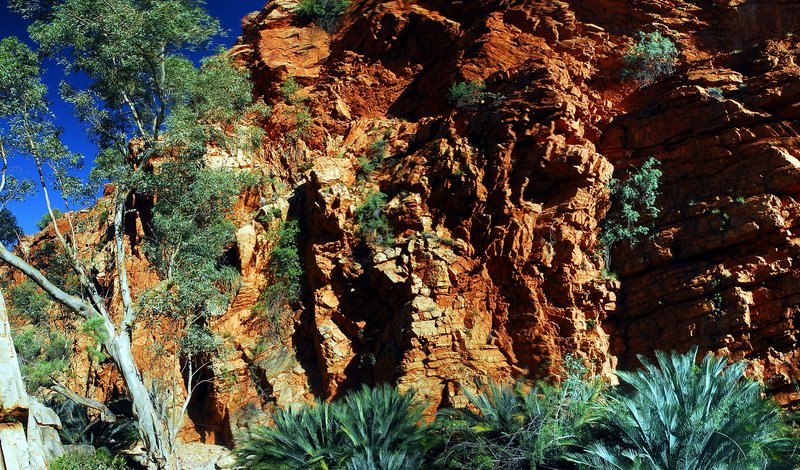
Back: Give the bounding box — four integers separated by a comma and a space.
231, 0, 800, 412
18, 0, 800, 445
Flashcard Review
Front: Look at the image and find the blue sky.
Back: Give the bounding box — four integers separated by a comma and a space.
0, 0, 265, 234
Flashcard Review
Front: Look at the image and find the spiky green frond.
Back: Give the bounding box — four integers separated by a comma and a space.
570, 347, 798, 469
235, 384, 430, 469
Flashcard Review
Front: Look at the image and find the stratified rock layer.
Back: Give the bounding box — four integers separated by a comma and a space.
233, 0, 800, 411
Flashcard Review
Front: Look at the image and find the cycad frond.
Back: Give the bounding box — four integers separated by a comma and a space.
571, 347, 795, 470
338, 384, 430, 468
234, 400, 344, 470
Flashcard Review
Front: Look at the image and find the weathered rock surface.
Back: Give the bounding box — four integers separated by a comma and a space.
232, 0, 800, 410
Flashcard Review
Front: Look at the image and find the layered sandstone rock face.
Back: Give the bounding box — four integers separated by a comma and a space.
233, 0, 800, 412
234, 0, 627, 411
13, 0, 800, 447
599, 1, 800, 406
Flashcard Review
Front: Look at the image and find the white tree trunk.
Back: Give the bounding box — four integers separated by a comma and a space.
107, 332, 179, 470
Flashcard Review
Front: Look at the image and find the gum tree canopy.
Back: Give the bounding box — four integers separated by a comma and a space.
1, 1, 264, 468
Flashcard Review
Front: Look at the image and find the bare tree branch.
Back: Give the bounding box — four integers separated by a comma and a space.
50, 381, 117, 423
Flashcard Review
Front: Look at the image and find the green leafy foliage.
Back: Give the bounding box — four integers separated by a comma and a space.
281, 77, 303, 105
8, 280, 52, 326
355, 192, 394, 246
448, 81, 495, 109
288, 106, 312, 142
599, 157, 662, 251
4, 0, 264, 464
139, 164, 244, 374
278, 76, 312, 141
253, 219, 303, 345
30, 240, 81, 297
268, 219, 304, 300
569, 347, 800, 469
235, 351, 800, 469
36, 208, 64, 231
235, 384, 430, 469
434, 355, 602, 469
295, 0, 350, 33
13, 328, 71, 393
623, 31, 679, 86
356, 133, 390, 179
14, 0, 220, 151
0, 37, 87, 208
81, 316, 109, 362
51, 448, 129, 470
161, 53, 267, 159
0, 208, 22, 246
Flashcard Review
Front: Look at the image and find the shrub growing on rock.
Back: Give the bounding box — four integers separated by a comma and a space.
8, 280, 52, 326
599, 156, 661, 252
623, 31, 678, 86
295, 0, 350, 33
448, 80, 492, 109
355, 191, 394, 246
13, 328, 71, 393
36, 207, 63, 231
252, 219, 303, 345
0, 207, 22, 246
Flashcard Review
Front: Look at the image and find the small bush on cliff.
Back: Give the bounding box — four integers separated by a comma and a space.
623, 31, 678, 86
449, 81, 493, 109
599, 156, 661, 253
8, 280, 52, 326
434, 355, 602, 469
281, 76, 303, 104
0, 208, 22, 246
253, 219, 303, 344
357, 132, 391, 179
568, 347, 799, 469
295, 0, 350, 33
355, 191, 394, 246
36, 207, 63, 231
235, 384, 430, 469
13, 328, 71, 393
268, 219, 304, 300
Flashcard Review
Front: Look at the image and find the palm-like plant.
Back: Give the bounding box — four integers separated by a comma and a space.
570, 347, 799, 469
48, 399, 139, 455
338, 384, 430, 469
235, 384, 430, 469
434, 355, 603, 469
235, 401, 344, 470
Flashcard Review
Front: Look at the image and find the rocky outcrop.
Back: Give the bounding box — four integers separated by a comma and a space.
232, 0, 629, 408
231, 0, 800, 412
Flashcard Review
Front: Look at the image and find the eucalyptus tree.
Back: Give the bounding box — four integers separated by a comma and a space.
1, 1, 264, 468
